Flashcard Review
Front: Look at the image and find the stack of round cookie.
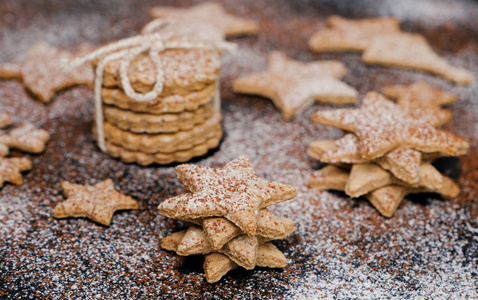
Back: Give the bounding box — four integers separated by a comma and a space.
307, 91, 469, 217
95, 48, 223, 165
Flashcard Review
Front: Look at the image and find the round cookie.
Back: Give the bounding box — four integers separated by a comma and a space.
102, 129, 222, 166
99, 115, 222, 154
101, 83, 216, 114
103, 101, 215, 134
102, 48, 221, 96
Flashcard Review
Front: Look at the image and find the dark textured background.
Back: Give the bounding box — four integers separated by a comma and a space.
0, 0, 477, 299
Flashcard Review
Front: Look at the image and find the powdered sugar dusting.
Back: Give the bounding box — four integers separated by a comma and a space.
0, 0, 477, 298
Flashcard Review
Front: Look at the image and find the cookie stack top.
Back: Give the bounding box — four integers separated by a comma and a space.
158, 156, 297, 282
307, 88, 469, 217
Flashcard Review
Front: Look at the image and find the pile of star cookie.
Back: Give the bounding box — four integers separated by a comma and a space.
0, 112, 49, 188
307, 84, 469, 217
157, 156, 297, 282
309, 16, 473, 85
93, 47, 224, 165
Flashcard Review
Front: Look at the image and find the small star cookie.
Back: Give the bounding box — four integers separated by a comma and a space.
157, 156, 296, 236
149, 2, 259, 39
203, 243, 286, 283
382, 81, 458, 127
53, 179, 138, 226
366, 175, 460, 217
0, 157, 32, 188
233, 52, 357, 120
0, 41, 94, 103
313, 92, 469, 159
309, 15, 400, 52
308, 134, 422, 184
363, 32, 473, 85
0, 124, 50, 155
0, 112, 12, 129
200, 209, 294, 250
0, 113, 12, 156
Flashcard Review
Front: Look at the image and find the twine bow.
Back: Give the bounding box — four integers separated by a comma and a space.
65, 26, 235, 152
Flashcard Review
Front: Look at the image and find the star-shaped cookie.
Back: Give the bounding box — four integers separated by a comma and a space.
313, 92, 469, 159
0, 112, 12, 129
366, 176, 460, 217
309, 15, 401, 52
363, 32, 473, 85
0, 157, 32, 188
233, 52, 357, 120
307, 163, 460, 217
308, 134, 422, 184
162, 228, 286, 283
345, 162, 445, 198
162, 226, 287, 272
157, 156, 296, 235
201, 209, 295, 250
0, 124, 50, 156
0, 41, 94, 103
53, 179, 138, 226
382, 81, 458, 126
149, 2, 259, 39
0, 112, 12, 156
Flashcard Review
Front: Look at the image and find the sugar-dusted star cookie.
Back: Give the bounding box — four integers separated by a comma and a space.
313, 92, 469, 159
366, 176, 460, 217
0, 113, 13, 156
163, 226, 260, 269
382, 81, 458, 126
161, 225, 287, 279
309, 15, 401, 52
0, 124, 50, 155
53, 179, 138, 226
157, 156, 296, 236
308, 134, 423, 184
307, 163, 460, 217
383, 81, 458, 109
306, 165, 349, 191
345, 162, 444, 198
233, 52, 357, 120
203, 243, 286, 283
0, 41, 94, 103
201, 209, 295, 250
149, 2, 259, 39
0, 112, 12, 129
0, 157, 32, 188
363, 32, 473, 85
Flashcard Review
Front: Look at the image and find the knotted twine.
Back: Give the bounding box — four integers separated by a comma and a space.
65, 28, 235, 152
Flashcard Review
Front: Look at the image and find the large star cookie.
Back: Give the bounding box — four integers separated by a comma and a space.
309, 15, 401, 52
53, 179, 138, 226
0, 157, 32, 188
233, 52, 357, 120
382, 81, 458, 126
148, 2, 259, 40
0, 41, 94, 103
157, 156, 296, 235
363, 32, 473, 84
313, 91, 469, 159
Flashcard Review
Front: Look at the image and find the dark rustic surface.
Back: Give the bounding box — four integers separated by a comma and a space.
0, 0, 477, 299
